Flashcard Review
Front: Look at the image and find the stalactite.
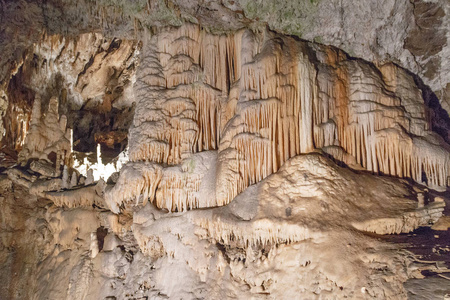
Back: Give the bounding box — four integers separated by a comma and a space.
195, 218, 315, 247
106, 152, 216, 213
129, 25, 241, 165
105, 162, 163, 213
109, 24, 450, 213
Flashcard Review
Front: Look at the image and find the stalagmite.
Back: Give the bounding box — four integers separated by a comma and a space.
417, 193, 425, 208
90, 232, 99, 258
70, 172, 77, 188
86, 169, 94, 185
62, 165, 69, 189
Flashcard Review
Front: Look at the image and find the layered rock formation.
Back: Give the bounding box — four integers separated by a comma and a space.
106, 24, 449, 214
0, 4, 449, 300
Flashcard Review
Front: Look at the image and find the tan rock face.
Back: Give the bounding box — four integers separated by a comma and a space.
107, 24, 449, 214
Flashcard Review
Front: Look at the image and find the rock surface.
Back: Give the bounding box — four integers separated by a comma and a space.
0, 2, 449, 300
106, 24, 449, 214
2, 152, 446, 299
1, 0, 449, 118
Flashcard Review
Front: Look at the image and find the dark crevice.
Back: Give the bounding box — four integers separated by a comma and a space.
412, 72, 450, 145
75, 55, 95, 86
96, 226, 108, 252
106, 38, 122, 54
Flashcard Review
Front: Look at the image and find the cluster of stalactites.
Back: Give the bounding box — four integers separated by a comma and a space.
216, 36, 317, 205
129, 25, 244, 165
105, 155, 216, 213
157, 24, 243, 92
411, 138, 449, 187
18, 95, 72, 173
196, 218, 315, 248
155, 168, 204, 212
105, 162, 163, 213
217, 33, 450, 206
117, 25, 450, 213
313, 54, 450, 188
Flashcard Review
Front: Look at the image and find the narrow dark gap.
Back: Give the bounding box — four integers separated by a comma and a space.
96, 226, 108, 252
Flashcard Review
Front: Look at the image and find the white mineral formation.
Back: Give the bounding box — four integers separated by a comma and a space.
73, 144, 129, 182
90, 232, 99, 258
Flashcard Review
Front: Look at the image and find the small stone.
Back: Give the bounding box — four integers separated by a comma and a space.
417, 193, 425, 208
434, 196, 444, 203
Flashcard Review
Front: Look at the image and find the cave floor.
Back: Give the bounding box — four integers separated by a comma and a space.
381, 205, 450, 299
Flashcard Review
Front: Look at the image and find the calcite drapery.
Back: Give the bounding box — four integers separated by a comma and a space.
108, 24, 450, 213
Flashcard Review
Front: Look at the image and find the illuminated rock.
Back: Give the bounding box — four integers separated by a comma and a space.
109, 24, 450, 213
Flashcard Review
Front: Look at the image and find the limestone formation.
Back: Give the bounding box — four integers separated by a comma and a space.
0, 5, 449, 300
18, 96, 72, 169
108, 24, 450, 214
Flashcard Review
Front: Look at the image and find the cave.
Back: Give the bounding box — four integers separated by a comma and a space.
0, 0, 449, 299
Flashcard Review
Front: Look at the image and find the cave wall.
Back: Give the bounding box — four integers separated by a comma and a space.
0, 1, 449, 300
0, 32, 139, 161
1, 0, 449, 117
